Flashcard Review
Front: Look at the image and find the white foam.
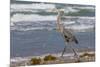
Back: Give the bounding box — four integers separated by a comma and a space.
11, 14, 57, 23
63, 21, 76, 24
66, 25, 94, 30
11, 13, 95, 23
11, 3, 95, 14
65, 7, 79, 13
74, 6, 95, 10
11, 9, 40, 13
11, 3, 56, 11
64, 16, 95, 19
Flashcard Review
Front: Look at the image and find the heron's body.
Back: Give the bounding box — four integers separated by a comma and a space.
57, 11, 78, 44
63, 29, 78, 44
56, 9, 79, 58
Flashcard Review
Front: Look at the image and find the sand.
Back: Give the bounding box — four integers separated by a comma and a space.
10, 51, 95, 67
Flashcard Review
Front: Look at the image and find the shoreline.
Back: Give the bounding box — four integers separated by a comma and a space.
10, 51, 95, 67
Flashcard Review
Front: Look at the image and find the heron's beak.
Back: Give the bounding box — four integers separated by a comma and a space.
50, 8, 65, 14
50, 8, 58, 12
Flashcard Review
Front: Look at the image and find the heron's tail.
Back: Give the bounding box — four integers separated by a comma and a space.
75, 39, 78, 44
74, 37, 78, 44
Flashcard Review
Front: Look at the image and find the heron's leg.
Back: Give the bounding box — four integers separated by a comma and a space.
61, 45, 67, 57
72, 47, 79, 58
69, 45, 80, 61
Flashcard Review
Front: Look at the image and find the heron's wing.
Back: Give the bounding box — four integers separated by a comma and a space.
63, 29, 78, 44
63, 29, 73, 37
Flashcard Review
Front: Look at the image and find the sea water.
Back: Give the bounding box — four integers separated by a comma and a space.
10, 30, 95, 58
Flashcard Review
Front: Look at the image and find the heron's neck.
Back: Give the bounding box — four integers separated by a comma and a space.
57, 15, 62, 24
57, 14, 64, 32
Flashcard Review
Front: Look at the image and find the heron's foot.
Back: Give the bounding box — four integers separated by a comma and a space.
60, 55, 64, 58
75, 58, 81, 63
73, 54, 81, 62
74, 56, 81, 62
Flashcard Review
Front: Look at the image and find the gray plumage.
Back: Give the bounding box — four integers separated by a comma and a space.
63, 28, 78, 44
57, 10, 78, 44
56, 9, 79, 58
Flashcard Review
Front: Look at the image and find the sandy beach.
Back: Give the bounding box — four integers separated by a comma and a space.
10, 51, 95, 67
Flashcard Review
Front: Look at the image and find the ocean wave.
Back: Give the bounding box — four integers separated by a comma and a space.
11, 3, 56, 11
10, 3, 95, 19
10, 14, 95, 32
10, 27, 54, 31
11, 3, 95, 13
10, 23, 95, 32
65, 7, 79, 13
73, 6, 95, 10
66, 25, 94, 30
11, 14, 57, 23
11, 13, 95, 23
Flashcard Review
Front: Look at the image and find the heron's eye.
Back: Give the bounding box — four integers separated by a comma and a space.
60, 11, 64, 16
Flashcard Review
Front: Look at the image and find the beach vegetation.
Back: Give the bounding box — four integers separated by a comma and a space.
43, 55, 57, 61
30, 57, 41, 65
79, 53, 95, 58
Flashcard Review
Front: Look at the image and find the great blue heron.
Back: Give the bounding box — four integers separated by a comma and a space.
55, 9, 79, 58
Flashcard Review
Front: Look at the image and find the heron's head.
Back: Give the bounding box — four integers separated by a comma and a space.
58, 9, 65, 16
51, 8, 64, 16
